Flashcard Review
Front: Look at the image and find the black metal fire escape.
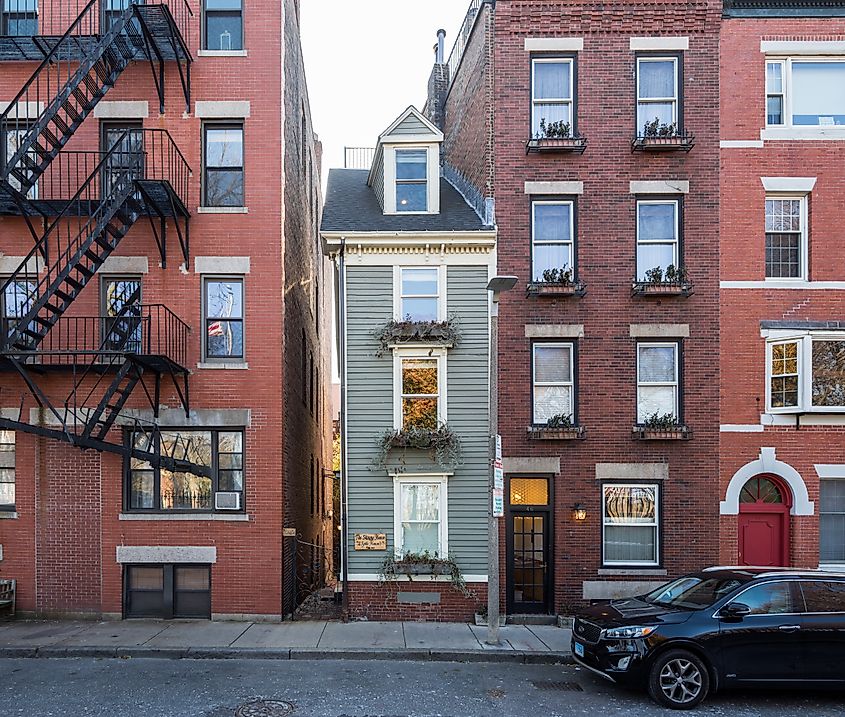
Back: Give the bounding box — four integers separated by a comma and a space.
0, 1, 208, 476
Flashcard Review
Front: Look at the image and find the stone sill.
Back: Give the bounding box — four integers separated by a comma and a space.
196, 207, 249, 214
197, 362, 249, 370
598, 568, 667, 577
197, 50, 248, 58
119, 513, 250, 522
0, 511, 17, 519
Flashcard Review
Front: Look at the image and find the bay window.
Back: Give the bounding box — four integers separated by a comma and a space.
393, 475, 447, 556
603, 483, 659, 566
531, 57, 574, 137
637, 342, 679, 423
766, 59, 845, 127
532, 200, 575, 282
767, 334, 845, 413
637, 200, 679, 281
532, 343, 574, 425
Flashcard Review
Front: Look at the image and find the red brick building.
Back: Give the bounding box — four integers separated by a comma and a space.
719, 0, 845, 571
429, 0, 722, 614
0, 0, 331, 620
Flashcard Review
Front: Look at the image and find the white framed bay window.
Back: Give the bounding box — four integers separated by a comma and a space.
393, 474, 448, 557
603, 483, 660, 566
766, 333, 845, 413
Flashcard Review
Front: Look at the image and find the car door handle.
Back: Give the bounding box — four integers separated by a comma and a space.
778, 625, 801, 632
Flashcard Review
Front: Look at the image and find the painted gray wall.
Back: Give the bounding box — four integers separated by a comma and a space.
391, 114, 432, 135
372, 150, 385, 210
344, 265, 490, 575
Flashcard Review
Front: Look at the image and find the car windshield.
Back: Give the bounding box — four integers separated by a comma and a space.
643, 576, 749, 609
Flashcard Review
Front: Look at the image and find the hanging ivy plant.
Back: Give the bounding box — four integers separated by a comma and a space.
372, 316, 460, 357
373, 424, 463, 471
378, 551, 470, 597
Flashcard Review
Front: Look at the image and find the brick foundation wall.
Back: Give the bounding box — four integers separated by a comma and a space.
346, 581, 486, 622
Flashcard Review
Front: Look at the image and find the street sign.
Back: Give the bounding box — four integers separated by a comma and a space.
492, 487, 504, 517
493, 459, 504, 490
495, 434, 502, 461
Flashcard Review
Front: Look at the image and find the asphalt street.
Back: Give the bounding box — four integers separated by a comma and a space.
2, 658, 844, 717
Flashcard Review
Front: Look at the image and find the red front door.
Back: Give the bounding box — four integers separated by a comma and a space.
738, 476, 791, 567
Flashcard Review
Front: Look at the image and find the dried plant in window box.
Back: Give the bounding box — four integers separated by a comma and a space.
373, 424, 463, 470
528, 413, 585, 440
372, 316, 460, 357
379, 551, 470, 596
633, 413, 691, 440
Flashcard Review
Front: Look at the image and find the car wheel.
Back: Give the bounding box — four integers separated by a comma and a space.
647, 649, 710, 710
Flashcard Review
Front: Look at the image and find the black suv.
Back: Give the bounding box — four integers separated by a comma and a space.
572, 567, 845, 709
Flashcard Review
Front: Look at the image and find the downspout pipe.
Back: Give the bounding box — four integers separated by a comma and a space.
337, 238, 350, 617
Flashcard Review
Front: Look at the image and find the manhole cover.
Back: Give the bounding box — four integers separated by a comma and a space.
234, 700, 295, 717
531, 681, 584, 692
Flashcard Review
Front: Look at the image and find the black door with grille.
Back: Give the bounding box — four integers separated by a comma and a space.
506, 477, 553, 614
124, 564, 211, 619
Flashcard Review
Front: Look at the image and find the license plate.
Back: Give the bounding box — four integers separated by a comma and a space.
574, 642, 585, 657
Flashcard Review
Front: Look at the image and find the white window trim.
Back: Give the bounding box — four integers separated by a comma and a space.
531, 57, 574, 136
531, 200, 575, 281
636, 199, 680, 279
602, 483, 660, 567
764, 57, 845, 131
393, 266, 447, 322
383, 145, 439, 215
764, 194, 808, 282
636, 56, 679, 129
392, 474, 449, 557
766, 333, 845, 414
532, 342, 574, 425
392, 347, 447, 431
637, 342, 679, 422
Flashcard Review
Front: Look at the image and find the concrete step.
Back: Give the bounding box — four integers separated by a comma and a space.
506, 614, 558, 626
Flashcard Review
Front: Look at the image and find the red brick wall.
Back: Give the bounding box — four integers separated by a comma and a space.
719, 16, 845, 568
347, 581, 486, 622
0, 0, 330, 618
440, 0, 724, 610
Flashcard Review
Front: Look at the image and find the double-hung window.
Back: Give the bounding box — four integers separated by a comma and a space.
398, 355, 441, 431
765, 197, 806, 280
636, 57, 680, 134
2, 123, 38, 199
393, 475, 447, 556
532, 200, 574, 282
603, 483, 659, 566
636, 200, 679, 281
532, 343, 574, 425
637, 342, 679, 423
203, 277, 244, 361
531, 58, 574, 137
0, 430, 14, 511
395, 149, 428, 212
1, 279, 36, 338
766, 59, 845, 127
820, 479, 845, 566
203, 123, 244, 207
203, 0, 243, 51
767, 334, 845, 413
399, 267, 440, 322
127, 429, 244, 512
2, 0, 37, 35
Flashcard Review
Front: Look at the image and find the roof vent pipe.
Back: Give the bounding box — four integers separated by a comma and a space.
436, 29, 446, 64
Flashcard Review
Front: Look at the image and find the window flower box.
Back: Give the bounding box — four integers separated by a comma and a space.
526, 136, 588, 154
631, 281, 694, 297
373, 317, 460, 357
374, 425, 463, 470
632, 425, 692, 441
527, 425, 586, 441
527, 281, 586, 298
631, 133, 695, 152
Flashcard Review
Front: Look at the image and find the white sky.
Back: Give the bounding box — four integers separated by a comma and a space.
300, 1, 470, 175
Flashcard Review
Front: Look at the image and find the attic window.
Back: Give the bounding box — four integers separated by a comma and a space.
395, 149, 428, 212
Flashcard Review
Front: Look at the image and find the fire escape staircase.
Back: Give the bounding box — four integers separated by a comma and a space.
0, 2, 203, 475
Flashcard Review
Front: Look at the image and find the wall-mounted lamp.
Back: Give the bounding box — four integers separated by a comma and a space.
572, 503, 587, 521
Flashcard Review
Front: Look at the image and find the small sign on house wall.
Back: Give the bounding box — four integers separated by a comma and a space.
354, 533, 387, 551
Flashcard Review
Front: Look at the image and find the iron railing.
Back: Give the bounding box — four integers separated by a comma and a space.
0, 0, 192, 43
2, 304, 191, 368
446, 0, 484, 90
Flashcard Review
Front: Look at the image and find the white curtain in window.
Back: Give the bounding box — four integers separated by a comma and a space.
401, 483, 440, 554
534, 62, 570, 100
639, 61, 676, 98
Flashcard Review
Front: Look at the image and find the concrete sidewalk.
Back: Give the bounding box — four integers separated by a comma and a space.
0, 619, 573, 665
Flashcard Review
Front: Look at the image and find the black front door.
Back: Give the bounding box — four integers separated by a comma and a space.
506, 476, 553, 614
124, 564, 211, 619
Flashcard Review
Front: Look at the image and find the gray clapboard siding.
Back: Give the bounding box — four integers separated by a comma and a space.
372, 149, 385, 209
344, 264, 490, 575
390, 114, 435, 136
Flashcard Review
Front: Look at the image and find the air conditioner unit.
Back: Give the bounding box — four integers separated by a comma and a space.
215, 491, 242, 511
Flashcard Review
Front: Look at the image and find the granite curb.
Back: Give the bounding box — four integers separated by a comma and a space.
0, 645, 573, 665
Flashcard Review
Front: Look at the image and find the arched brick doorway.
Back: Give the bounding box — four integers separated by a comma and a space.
738, 475, 792, 567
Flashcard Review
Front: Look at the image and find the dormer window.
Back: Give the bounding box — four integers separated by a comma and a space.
395, 149, 428, 212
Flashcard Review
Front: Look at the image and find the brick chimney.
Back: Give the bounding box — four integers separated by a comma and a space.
423, 29, 449, 131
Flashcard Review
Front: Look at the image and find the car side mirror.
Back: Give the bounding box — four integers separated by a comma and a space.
720, 602, 751, 619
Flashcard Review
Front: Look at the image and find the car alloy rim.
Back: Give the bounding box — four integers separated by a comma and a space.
659, 658, 703, 704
